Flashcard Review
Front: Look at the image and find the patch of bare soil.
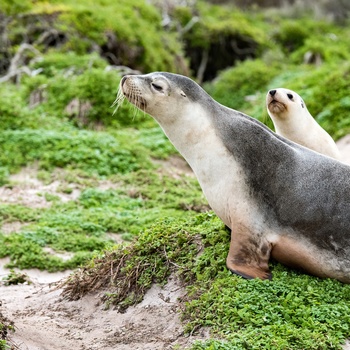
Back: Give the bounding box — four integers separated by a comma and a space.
0, 164, 81, 209
153, 155, 194, 179
1, 274, 209, 350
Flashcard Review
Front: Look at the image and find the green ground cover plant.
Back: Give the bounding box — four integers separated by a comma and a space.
0, 167, 206, 271
2, 269, 31, 286
0, 129, 151, 178
205, 59, 281, 112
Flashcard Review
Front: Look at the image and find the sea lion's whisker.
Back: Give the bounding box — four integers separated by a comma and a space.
111, 86, 125, 115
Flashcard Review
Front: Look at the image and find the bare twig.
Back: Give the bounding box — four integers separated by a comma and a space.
0, 43, 42, 83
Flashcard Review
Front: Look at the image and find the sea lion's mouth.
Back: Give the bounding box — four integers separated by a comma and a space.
268, 100, 286, 113
124, 93, 147, 110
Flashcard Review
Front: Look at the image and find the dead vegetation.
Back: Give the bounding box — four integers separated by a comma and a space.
59, 248, 156, 309
60, 246, 179, 311
59, 223, 203, 312
0, 308, 15, 349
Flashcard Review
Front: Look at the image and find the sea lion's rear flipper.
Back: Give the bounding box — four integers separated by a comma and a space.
226, 227, 272, 280
228, 266, 272, 281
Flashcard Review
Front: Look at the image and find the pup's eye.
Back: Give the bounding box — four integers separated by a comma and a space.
287, 93, 293, 100
151, 83, 163, 91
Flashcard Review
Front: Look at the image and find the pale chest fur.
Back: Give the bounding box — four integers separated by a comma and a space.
274, 110, 341, 159
156, 103, 256, 227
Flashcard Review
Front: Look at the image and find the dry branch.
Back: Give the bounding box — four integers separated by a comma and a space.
0, 43, 42, 84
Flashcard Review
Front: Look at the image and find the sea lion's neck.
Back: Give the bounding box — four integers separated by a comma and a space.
153, 102, 251, 227
155, 103, 232, 167
272, 110, 313, 136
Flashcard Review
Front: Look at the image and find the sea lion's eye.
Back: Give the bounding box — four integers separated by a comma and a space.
151, 83, 163, 92
287, 93, 293, 100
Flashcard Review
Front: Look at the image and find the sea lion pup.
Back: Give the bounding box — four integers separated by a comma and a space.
119, 72, 350, 283
266, 88, 341, 160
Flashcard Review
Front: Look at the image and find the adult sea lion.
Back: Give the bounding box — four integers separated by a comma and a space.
266, 88, 341, 160
119, 72, 350, 283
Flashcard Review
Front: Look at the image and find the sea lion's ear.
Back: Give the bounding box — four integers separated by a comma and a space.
180, 90, 187, 98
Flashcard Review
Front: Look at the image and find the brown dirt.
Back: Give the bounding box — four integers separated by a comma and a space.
0, 164, 81, 209
0, 274, 209, 350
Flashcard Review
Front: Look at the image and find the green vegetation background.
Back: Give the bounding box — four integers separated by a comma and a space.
0, 0, 350, 349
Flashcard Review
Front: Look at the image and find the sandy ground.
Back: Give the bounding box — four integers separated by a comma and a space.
0, 274, 209, 350
0, 138, 350, 350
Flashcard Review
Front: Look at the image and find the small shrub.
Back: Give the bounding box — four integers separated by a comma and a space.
271, 19, 336, 54
173, 2, 268, 81
290, 33, 350, 65
55, 0, 186, 72
1, 0, 32, 15
21, 68, 152, 128
272, 20, 310, 53
2, 269, 31, 285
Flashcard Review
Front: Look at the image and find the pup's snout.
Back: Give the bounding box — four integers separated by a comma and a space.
269, 89, 276, 97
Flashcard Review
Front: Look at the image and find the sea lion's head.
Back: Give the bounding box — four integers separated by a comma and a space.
118, 72, 210, 123
266, 88, 305, 120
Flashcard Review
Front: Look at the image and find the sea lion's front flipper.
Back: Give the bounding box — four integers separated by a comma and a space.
226, 227, 272, 280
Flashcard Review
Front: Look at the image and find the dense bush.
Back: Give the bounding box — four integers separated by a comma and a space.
172, 2, 269, 81
205, 59, 280, 111
30, 52, 108, 77
20, 64, 153, 128
302, 63, 350, 139
1, 0, 188, 74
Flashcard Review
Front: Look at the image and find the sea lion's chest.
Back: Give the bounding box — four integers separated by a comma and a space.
182, 130, 254, 227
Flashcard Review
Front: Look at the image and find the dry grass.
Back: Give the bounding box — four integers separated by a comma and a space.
59, 245, 173, 311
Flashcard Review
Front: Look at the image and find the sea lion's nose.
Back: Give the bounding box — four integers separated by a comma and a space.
269, 89, 276, 97
121, 75, 128, 86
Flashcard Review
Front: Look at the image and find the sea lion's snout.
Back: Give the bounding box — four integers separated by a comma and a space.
266, 89, 286, 114
121, 75, 129, 87
120, 74, 148, 110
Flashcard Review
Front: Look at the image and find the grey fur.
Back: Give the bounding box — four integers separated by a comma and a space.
215, 107, 350, 248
